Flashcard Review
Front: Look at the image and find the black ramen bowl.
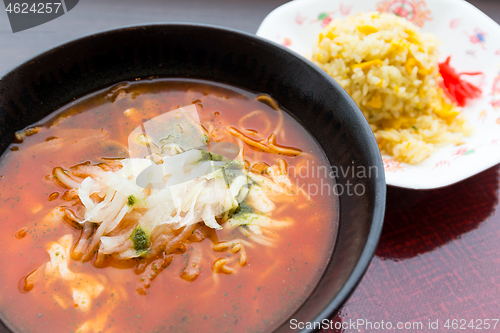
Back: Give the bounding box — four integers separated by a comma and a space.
0, 24, 386, 332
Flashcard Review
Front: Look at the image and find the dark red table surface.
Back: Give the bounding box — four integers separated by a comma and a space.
324, 164, 500, 332
1, 1, 500, 332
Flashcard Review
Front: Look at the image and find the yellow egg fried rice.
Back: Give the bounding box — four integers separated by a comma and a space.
312, 12, 471, 164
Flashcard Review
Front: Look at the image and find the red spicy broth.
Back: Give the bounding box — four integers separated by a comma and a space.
0, 79, 338, 333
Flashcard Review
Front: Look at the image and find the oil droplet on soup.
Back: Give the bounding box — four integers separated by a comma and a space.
0, 79, 338, 333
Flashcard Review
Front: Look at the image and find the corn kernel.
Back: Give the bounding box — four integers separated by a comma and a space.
366, 94, 383, 109
358, 25, 378, 35
404, 29, 420, 45
351, 59, 384, 70
325, 31, 337, 40
434, 104, 460, 119
380, 117, 406, 130
405, 57, 432, 76
405, 57, 418, 74
390, 39, 409, 54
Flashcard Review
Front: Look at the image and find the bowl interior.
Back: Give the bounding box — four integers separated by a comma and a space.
0, 24, 386, 333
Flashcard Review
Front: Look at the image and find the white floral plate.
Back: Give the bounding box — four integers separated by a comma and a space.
256, 0, 500, 189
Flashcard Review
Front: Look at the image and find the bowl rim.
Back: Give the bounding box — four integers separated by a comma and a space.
0, 22, 386, 333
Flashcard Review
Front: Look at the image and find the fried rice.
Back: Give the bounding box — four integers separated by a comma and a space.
312, 12, 471, 164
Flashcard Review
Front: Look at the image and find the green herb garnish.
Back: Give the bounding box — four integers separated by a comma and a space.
199, 150, 225, 162
130, 226, 149, 253
127, 195, 136, 207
